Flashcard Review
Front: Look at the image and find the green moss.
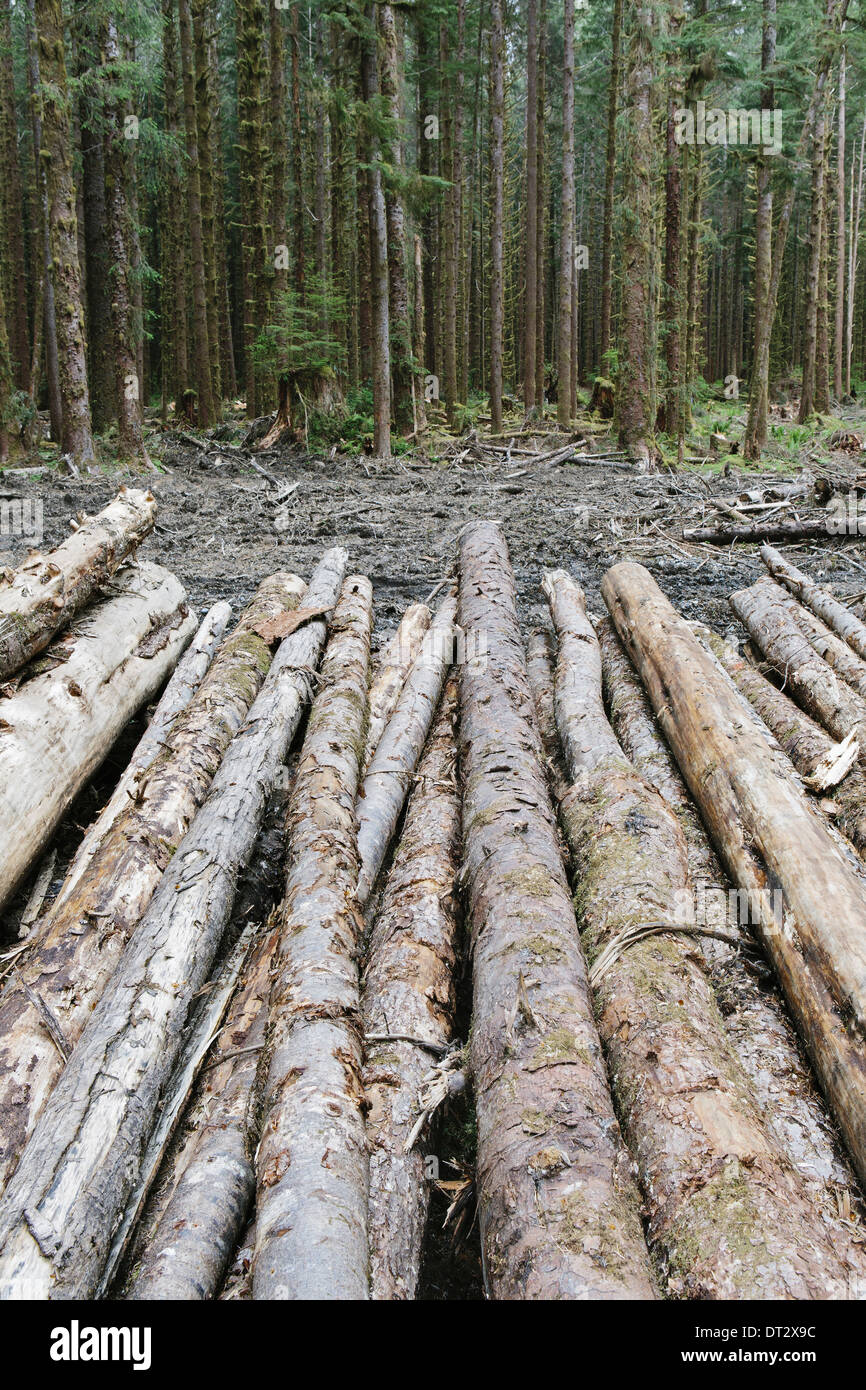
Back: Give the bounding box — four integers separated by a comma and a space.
527, 1027, 591, 1071
502, 865, 554, 897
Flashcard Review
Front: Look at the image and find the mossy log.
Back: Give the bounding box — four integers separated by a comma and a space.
0, 487, 157, 682
598, 616, 866, 1209
0, 547, 347, 1300
0, 575, 303, 1193
543, 570, 863, 1297
603, 561, 866, 1192
730, 576, 866, 751
682, 518, 831, 545
128, 921, 279, 1301
700, 624, 866, 857
762, 544, 866, 661
0, 560, 195, 916
363, 601, 432, 771
458, 522, 655, 1300
52, 600, 232, 908
362, 678, 461, 1301
252, 576, 372, 1301
525, 630, 571, 805
356, 592, 457, 906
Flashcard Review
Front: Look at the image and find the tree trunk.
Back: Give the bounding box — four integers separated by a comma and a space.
523, 0, 538, 411
535, 0, 546, 409
356, 594, 456, 906
557, 0, 575, 428
127, 922, 279, 1300
378, 4, 413, 433
603, 560, 866, 1190
363, 678, 460, 1300
0, 0, 30, 388
0, 561, 193, 919
268, 0, 288, 301
544, 569, 864, 1298
0, 577, 302, 1193
178, 0, 214, 426
0, 487, 156, 681
160, 0, 189, 412
762, 543, 866, 661
743, 3, 776, 456
661, 8, 684, 439
364, 600, 432, 770
0, 548, 348, 1300
488, 0, 504, 433
458, 521, 656, 1299
835, 46, 846, 398
33, 0, 96, 466
252, 576, 372, 1301
815, 93, 832, 414
600, 0, 623, 365
617, 3, 655, 464
192, 0, 221, 407
361, 6, 391, 459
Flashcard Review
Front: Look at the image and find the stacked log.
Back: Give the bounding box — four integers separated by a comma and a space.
458, 521, 656, 1299
0, 548, 347, 1299
603, 561, 866, 1191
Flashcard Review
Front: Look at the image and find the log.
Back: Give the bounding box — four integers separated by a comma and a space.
543, 570, 862, 1297
0, 487, 157, 681
252, 576, 372, 1301
762, 544, 866, 660
791, 602, 866, 702
603, 561, 866, 1190
0, 560, 195, 915
598, 616, 866, 1203
126, 921, 278, 1301
362, 677, 461, 1301
0, 547, 347, 1300
682, 517, 832, 545
458, 522, 655, 1300
0, 574, 303, 1193
355, 592, 457, 906
730, 576, 866, 749
525, 630, 571, 804
701, 624, 866, 856
363, 601, 432, 770
52, 599, 232, 908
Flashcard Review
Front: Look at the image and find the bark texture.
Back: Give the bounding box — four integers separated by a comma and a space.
0, 561, 193, 917
252, 576, 372, 1301
362, 678, 461, 1300
603, 561, 866, 1191
0, 487, 156, 681
0, 576, 302, 1192
762, 544, 866, 662
0, 548, 347, 1299
356, 594, 457, 906
544, 569, 863, 1299
458, 522, 655, 1300
364, 601, 432, 770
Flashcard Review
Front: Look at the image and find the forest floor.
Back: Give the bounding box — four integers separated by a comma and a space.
5, 397, 866, 1297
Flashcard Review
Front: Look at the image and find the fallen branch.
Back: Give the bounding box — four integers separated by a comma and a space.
682, 518, 832, 545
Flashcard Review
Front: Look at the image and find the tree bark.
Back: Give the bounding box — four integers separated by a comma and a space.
835, 46, 846, 399
488, 0, 504, 433
600, 0, 622, 366
617, 3, 655, 464
0, 0, 30, 388
0, 561, 193, 918
557, 0, 575, 428
252, 576, 372, 1301
178, 0, 214, 426
682, 517, 833, 544
356, 594, 456, 906
0, 576, 302, 1193
364, 601, 432, 770
458, 522, 656, 1299
603, 560, 866, 1190
524, 0, 538, 411
762, 544, 866, 661
361, 5, 391, 459
0, 487, 156, 682
378, 4, 413, 433
0, 548, 347, 1299
362, 678, 460, 1300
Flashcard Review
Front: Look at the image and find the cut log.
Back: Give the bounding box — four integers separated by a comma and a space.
525, 630, 571, 804
701, 624, 866, 855
0, 574, 303, 1193
543, 570, 862, 1297
126, 921, 278, 1301
252, 576, 372, 1301
603, 561, 866, 1190
52, 600, 232, 910
0, 560, 195, 916
791, 602, 866, 702
0, 547, 347, 1300
598, 616, 866, 1203
682, 518, 832, 545
458, 522, 655, 1300
0, 487, 157, 681
363, 601, 432, 770
730, 576, 866, 750
362, 678, 461, 1301
762, 544, 866, 660
355, 592, 457, 906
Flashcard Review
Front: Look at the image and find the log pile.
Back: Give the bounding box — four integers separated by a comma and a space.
2, 506, 866, 1302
